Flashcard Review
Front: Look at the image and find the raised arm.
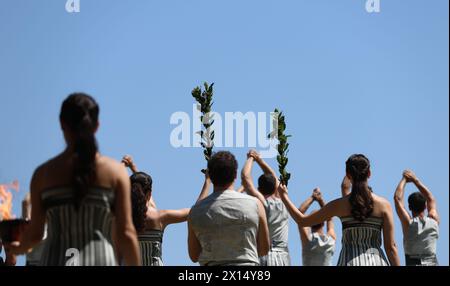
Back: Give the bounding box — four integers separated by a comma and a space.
405, 170, 440, 224
241, 152, 266, 204
314, 190, 337, 241
122, 155, 139, 174
278, 184, 344, 227
249, 150, 280, 197
393, 174, 412, 234
122, 155, 157, 209
341, 176, 352, 197
196, 169, 211, 203
298, 192, 315, 246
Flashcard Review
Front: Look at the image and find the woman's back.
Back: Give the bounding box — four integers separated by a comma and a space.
35, 154, 123, 266
337, 194, 391, 266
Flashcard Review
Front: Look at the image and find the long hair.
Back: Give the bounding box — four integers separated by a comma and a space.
346, 154, 374, 221
130, 172, 153, 232
60, 93, 99, 208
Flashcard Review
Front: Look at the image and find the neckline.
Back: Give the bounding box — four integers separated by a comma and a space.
341, 216, 383, 221
41, 185, 114, 193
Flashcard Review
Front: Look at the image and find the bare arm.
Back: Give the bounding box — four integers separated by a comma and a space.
404, 170, 439, 223
187, 217, 202, 263
236, 186, 245, 193
113, 164, 141, 266
9, 167, 46, 254
393, 176, 412, 234
160, 208, 191, 229
278, 184, 344, 227
252, 151, 280, 197
122, 155, 139, 174
298, 195, 314, 246
196, 171, 211, 203
382, 201, 401, 266
241, 156, 266, 204
414, 178, 439, 224
256, 199, 270, 257
315, 193, 337, 241
341, 176, 352, 197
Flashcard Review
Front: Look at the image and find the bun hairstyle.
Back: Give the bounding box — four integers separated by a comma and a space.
130, 172, 153, 232
60, 93, 99, 208
346, 154, 374, 221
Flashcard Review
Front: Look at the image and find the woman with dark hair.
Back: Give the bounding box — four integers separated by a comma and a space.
122, 155, 198, 266
278, 154, 400, 266
6, 93, 140, 266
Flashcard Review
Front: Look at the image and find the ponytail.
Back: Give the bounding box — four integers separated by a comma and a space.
130, 172, 153, 233
346, 154, 374, 221
60, 93, 99, 208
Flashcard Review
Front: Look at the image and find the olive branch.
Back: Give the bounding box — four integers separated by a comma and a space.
191, 82, 215, 163
268, 108, 291, 186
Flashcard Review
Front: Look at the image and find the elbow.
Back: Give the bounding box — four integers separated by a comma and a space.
189, 254, 199, 263
188, 248, 200, 263
393, 194, 403, 204
385, 242, 399, 258
118, 227, 138, 246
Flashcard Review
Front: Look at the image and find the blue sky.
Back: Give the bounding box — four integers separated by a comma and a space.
0, 0, 448, 266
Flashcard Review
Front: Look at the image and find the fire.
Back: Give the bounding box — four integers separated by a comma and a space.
0, 180, 19, 220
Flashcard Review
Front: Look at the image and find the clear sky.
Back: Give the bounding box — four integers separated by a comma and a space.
0, 0, 448, 266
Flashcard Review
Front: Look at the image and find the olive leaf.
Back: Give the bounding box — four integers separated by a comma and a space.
192, 82, 215, 163
269, 108, 292, 186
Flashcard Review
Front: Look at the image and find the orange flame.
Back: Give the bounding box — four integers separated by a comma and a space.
0, 180, 19, 220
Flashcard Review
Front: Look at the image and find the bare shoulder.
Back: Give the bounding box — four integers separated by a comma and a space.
373, 194, 391, 207
372, 194, 393, 215
97, 155, 127, 175
96, 155, 129, 188
31, 154, 64, 189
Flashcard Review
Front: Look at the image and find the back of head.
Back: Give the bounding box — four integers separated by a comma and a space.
59, 93, 99, 208
207, 151, 238, 188
310, 210, 325, 232
346, 154, 374, 221
258, 174, 277, 196
130, 172, 153, 232
408, 192, 426, 214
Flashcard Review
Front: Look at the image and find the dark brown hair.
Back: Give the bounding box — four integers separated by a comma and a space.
130, 172, 153, 232
60, 93, 99, 208
346, 154, 374, 221
207, 151, 238, 187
